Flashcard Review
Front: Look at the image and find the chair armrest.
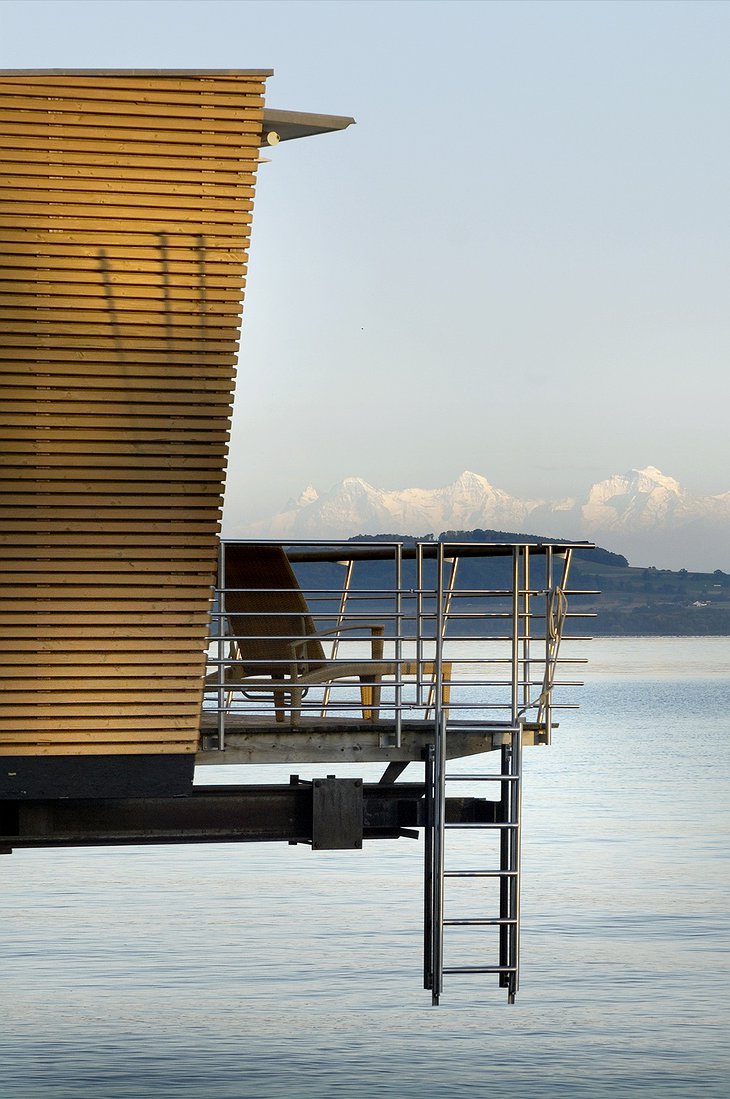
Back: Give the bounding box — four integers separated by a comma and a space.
303, 622, 385, 660
290, 628, 384, 659
312, 623, 384, 638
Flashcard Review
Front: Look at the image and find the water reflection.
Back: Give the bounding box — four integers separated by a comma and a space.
1, 638, 729, 1097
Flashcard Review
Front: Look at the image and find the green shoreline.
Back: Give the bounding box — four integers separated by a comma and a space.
348, 530, 730, 637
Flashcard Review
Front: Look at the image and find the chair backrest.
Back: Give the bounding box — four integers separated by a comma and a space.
222, 544, 326, 676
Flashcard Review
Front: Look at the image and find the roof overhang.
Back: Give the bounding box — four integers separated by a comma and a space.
261, 108, 355, 146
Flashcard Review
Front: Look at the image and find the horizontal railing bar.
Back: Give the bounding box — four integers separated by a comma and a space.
216, 587, 592, 600
212, 609, 590, 622
300, 590, 561, 598
205, 668, 584, 687
203, 703, 579, 713
444, 823, 517, 830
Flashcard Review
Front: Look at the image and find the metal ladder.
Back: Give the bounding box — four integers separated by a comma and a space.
424, 715, 523, 1005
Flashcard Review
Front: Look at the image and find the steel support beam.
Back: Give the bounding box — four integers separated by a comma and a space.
0, 781, 500, 853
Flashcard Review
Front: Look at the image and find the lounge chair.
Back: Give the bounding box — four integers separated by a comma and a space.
206, 543, 396, 724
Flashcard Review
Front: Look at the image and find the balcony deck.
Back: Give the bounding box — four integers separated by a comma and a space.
199, 538, 593, 766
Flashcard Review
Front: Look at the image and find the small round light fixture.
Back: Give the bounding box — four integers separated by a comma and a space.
265, 130, 280, 146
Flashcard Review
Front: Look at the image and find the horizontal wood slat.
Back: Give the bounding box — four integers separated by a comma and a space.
1, 698, 202, 712
1, 641, 207, 659
0, 344, 239, 361
2, 465, 226, 481
0, 184, 254, 208
0, 82, 265, 107
0, 94, 264, 121
1, 281, 246, 302
2, 413, 232, 429
0, 745, 196, 757
0, 200, 252, 224
0, 176, 255, 200
0, 374, 235, 392
2, 520, 223, 534
0, 149, 260, 174
1, 627, 211, 640
0, 731, 199, 743
0, 308, 243, 326
1, 237, 248, 261
0, 713, 198, 728
0, 228, 250, 249
3, 395, 235, 412
1, 268, 247, 289
1, 70, 267, 761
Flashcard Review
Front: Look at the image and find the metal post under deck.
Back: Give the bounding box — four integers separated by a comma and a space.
430, 542, 447, 1004
423, 742, 435, 992
217, 538, 227, 752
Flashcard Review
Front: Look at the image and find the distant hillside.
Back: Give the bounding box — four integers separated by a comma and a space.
568, 558, 730, 635
348, 529, 730, 636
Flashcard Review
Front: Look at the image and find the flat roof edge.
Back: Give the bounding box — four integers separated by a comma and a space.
0, 69, 274, 77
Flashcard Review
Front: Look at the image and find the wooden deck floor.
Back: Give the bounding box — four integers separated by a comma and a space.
197, 712, 546, 765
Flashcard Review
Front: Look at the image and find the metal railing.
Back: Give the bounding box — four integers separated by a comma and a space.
203, 539, 594, 750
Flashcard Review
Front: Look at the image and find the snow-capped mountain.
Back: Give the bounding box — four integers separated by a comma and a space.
248, 471, 537, 540
232, 467, 730, 571
582, 467, 693, 529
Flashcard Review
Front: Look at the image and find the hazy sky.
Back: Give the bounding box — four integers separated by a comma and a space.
3, 0, 729, 526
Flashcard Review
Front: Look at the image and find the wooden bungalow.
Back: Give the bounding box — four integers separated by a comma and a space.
0, 72, 591, 1002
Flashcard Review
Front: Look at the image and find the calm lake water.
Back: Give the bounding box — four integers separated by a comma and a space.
2, 637, 729, 1098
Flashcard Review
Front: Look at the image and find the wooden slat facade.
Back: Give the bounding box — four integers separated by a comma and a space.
0, 71, 269, 773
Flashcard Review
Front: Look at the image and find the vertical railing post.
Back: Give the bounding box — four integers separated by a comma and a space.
511, 547, 519, 726
435, 541, 445, 737
395, 543, 402, 747
523, 546, 531, 714
416, 543, 424, 706
544, 545, 553, 742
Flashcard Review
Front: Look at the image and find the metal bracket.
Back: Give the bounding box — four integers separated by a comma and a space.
312, 775, 363, 850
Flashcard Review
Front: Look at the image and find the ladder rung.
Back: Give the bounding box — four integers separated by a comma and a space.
443, 965, 516, 974
445, 774, 519, 782
444, 870, 517, 878
444, 822, 517, 830
443, 918, 517, 926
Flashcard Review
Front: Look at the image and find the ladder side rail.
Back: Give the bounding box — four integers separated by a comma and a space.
430, 541, 447, 1005
423, 742, 435, 990
499, 741, 512, 987
510, 721, 524, 1001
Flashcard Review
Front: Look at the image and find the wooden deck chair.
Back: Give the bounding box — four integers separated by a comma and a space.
207, 544, 396, 724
